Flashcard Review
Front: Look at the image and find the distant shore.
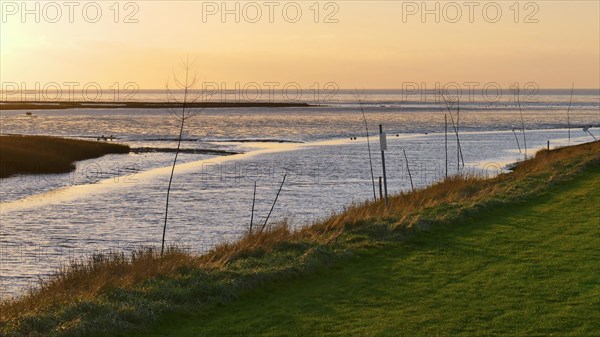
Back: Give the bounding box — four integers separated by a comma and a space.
1, 134, 299, 178
0, 135, 129, 178
0, 101, 313, 111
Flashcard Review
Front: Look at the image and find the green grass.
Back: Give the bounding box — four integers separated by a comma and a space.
1, 141, 598, 337
0, 135, 129, 178
132, 168, 600, 337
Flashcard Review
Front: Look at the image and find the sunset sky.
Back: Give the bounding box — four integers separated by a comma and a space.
1, 1, 599, 89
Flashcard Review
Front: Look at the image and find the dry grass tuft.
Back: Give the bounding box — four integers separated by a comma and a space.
0, 247, 198, 320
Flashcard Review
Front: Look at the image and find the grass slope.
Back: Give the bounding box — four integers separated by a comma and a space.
1, 141, 598, 336
136, 168, 600, 337
0, 135, 129, 178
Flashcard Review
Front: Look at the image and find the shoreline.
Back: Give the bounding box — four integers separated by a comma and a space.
0, 101, 314, 111
1, 141, 597, 336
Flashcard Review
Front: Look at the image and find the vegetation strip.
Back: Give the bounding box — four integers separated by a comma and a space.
0, 135, 129, 178
0, 141, 598, 337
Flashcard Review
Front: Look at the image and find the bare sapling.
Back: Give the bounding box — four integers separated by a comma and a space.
161, 58, 204, 256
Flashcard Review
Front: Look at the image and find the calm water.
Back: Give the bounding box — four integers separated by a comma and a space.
1, 90, 599, 299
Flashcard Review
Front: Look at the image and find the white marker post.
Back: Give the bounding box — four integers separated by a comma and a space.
379, 124, 389, 208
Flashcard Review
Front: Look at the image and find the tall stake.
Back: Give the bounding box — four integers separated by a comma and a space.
441, 94, 465, 169
447, 112, 461, 170
456, 100, 464, 167
567, 83, 574, 143
249, 181, 257, 234
584, 126, 598, 140
512, 128, 522, 153
444, 114, 448, 178
456, 101, 460, 171
259, 174, 287, 234
379, 124, 389, 208
359, 100, 377, 201
403, 148, 414, 192
515, 86, 527, 157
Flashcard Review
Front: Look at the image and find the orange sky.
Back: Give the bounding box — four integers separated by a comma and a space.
1, 1, 599, 89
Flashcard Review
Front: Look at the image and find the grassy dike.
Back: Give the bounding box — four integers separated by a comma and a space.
139, 160, 600, 336
0, 141, 598, 337
0, 135, 130, 178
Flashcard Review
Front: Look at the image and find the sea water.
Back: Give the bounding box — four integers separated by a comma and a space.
0, 90, 598, 298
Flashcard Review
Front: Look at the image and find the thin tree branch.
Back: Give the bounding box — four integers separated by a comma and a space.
161, 59, 205, 256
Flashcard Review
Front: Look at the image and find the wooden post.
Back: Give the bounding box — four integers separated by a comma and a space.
441, 94, 464, 170
567, 83, 574, 143
516, 87, 527, 156
378, 176, 383, 200
379, 124, 389, 208
547, 140, 550, 151
403, 148, 414, 192
444, 114, 448, 178
512, 129, 522, 153
456, 100, 461, 170
249, 181, 256, 234
259, 174, 287, 234
359, 100, 377, 202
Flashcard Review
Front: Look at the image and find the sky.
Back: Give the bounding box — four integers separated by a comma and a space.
1, 1, 599, 90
